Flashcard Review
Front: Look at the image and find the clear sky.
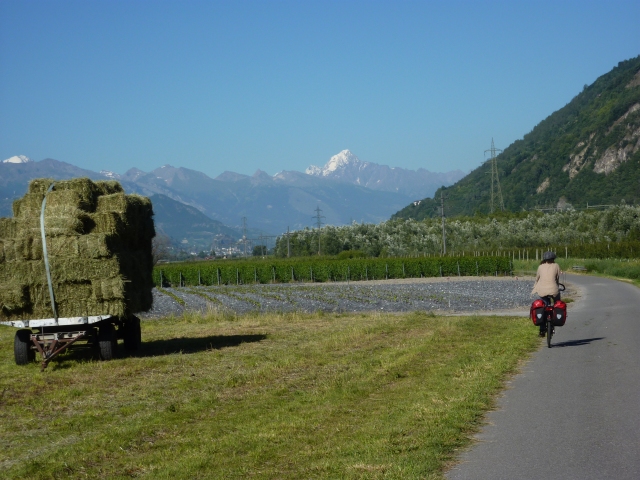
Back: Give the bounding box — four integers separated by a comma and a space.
1, 0, 639, 179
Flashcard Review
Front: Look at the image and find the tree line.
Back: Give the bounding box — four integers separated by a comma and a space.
273, 206, 640, 258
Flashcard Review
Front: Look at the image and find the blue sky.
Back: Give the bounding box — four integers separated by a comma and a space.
1, 0, 639, 179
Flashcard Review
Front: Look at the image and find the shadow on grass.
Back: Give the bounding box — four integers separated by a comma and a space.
553, 337, 604, 347
46, 334, 267, 369
134, 334, 267, 357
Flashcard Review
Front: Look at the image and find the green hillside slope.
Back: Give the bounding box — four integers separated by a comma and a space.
150, 194, 242, 251
393, 55, 640, 220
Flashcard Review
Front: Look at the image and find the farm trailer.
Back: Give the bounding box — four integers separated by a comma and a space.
2, 314, 141, 370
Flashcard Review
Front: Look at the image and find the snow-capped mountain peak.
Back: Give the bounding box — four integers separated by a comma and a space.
100, 170, 121, 179
305, 165, 322, 175
2, 155, 32, 164
304, 149, 466, 198
325, 149, 362, 173
306, 149, 363, 176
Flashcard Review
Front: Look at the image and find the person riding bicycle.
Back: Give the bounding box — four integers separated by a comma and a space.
531, 251, 561, 337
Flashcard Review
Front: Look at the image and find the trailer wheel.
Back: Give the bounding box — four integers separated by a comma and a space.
98, 323, 117, 361
123, 316, 141, 351
14, 329, 35, 365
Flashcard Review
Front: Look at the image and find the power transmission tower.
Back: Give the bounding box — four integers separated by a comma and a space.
484, 138, 505, 213
241, 217, 248, 257
312, 206, 325, 255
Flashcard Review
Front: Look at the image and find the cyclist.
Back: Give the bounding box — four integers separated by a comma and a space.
531, 251, 561, 337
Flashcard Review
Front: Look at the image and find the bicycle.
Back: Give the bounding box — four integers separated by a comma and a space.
531, 283, 567, 348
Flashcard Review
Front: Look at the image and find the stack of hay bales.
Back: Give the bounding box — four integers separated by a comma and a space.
0, 178, 155, 320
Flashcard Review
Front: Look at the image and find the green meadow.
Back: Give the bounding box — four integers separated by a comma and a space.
0, 310, 538, 479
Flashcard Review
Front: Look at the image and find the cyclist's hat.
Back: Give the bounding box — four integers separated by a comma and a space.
542, 251, 556, 261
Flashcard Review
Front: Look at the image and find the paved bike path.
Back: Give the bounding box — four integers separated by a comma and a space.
446, 274, 640, 479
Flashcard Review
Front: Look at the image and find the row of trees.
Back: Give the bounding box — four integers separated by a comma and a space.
273, 206, 640, 258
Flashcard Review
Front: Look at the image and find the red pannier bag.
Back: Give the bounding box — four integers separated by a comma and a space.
552, 300, 567, 326
530, 299, 546, 326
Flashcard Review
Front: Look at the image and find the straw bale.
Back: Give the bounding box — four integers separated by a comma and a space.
91, 211, 126, 236
92, 277, 126, 302
0, 261, 43, 284
95, 180, 124, 196
1, 238, 36, 262
0, 284, 29, 314
0, 257, 117, 284
12, 193, 43, 218
14, 189, 100, 220
0, 177, 155, 319
49, 257, 123, 283
46, 189, 95, 212
0, 236, 107, 262
20, 217, 88, 237
28, 178, 100, 211
0, 218, 18, 239
0, 280, 135, 320
27, 178, 55, 195
77, 234, 114, 258
96, 193, 151, 213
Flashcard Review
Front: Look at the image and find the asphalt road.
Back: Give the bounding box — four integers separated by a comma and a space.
446, 274, 640, 480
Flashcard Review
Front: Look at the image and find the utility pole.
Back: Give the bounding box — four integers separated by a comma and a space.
312, 206, 325, 255
242, 217, 248, 257
484, 138, 505, 213
440, 192, 447, 255
286, 226, 290, 258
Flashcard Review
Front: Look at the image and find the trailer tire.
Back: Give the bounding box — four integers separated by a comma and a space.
98, 323, 117, 361
14, 329, 35, 365
123, 316, 141, 351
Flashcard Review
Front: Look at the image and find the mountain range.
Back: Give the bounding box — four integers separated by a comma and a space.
0, 152, 463, 248
393, 55, 640, 220
306, 150, 464, 199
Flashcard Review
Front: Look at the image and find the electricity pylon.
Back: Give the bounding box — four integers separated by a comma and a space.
312, 206, 325, 255
485, 138, 505, 213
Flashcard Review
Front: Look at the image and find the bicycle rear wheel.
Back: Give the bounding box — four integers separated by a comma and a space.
546, 320, 553, 348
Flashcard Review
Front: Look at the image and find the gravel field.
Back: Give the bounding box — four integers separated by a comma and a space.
139, 276, 568, 318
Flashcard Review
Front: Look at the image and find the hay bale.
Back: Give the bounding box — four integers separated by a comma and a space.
92, 277, 126, 302
0, 284, 29, 315
95, 180, 124, 196
0, 177, 155, 320
20, 216, 89, 237
27, 178, 100, 211
0, 218, 18, 239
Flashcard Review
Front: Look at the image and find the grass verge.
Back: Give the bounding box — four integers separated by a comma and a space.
0, 310, 539, 479
513, 257, 640, 288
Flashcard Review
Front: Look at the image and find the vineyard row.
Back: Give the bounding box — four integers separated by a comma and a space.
153, 256, 513, 287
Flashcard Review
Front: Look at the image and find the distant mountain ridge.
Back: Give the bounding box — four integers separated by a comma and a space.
0, 151, 460, 235
306, 149, 465, 199
0, 152, 463, 245
393, 55, 640, 220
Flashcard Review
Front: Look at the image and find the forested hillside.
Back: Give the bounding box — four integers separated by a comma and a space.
393, 55, 640, 220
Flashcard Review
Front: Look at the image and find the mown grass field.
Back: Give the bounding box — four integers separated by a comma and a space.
0, 311, 539, 479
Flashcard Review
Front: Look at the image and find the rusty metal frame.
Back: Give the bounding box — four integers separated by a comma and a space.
31, 331, 88, 371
